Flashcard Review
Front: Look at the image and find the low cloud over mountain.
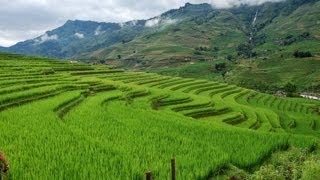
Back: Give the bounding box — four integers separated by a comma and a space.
0, 0, 283, 47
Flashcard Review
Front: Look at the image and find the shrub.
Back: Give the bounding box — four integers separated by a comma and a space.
301, 160, 320, 179
213, 47, 219, 52
215, 63, 226, 72
194, 51, 202, 55
42, 69, 55, 75
226, 55, 234, 62
279, 32, 311, 46
236, 43, 256, 58
283, 82, 297, 97
294, 50, 312, 58
214, 63, 227, 77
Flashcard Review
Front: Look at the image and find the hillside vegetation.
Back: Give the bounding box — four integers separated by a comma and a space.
1, 0, 320, 92
79, 0, 320, 92
0, 53, 319, 179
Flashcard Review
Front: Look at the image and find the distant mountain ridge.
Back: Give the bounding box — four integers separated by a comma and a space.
1, 19, 148, 58
1, 0, 319, 61
1, 3, 219, 59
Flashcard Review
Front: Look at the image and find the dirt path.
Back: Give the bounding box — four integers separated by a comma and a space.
300, 94, 320, 101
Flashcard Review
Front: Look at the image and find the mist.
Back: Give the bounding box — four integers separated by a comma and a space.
0, 0, 285, 47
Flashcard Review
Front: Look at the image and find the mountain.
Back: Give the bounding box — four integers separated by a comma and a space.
81, 0, 320, 63
3, 19, 147, 58
77, 0, 320, 92
0, 46, 6, 51
3, 0, 319, 62
1, 0, 320, 92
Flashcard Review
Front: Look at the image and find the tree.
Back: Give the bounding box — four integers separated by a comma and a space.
283, 82, 297, 97
212, 47, 219, 52
215, 63, 226, 72
193, 51, 202, 55
214, 62, 227, 78
236, 43, 256, 58
226, 55, 234, 61
294, 50, 312, 58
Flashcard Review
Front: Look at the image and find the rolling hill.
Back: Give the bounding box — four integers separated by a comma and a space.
77, 0, 320, 92
0, 52, 320, 179
1, 0, 320, 179
1, 0, 320, 93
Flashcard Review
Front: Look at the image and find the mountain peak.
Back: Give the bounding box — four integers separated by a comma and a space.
184, 2, 192, 7
64, 19, 101, 26
181, 2, 212, 10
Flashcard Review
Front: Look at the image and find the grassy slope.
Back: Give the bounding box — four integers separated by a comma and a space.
77, 1, 320, 92
0, 53, 320, 179
228, 1, 320, 91
78, 9, 246, 67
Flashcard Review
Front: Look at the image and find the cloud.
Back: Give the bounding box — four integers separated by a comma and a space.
145, 17, 177, 27
94, 26, 104, 35
0, 0, 284, 47
0, 37, 18, 47
119, 20, 139, 27
145, 17, 161, 27
74, 32, 84, 39
129, 20, 138, 26
34, 33, 58, 44
164, 18, 177, 25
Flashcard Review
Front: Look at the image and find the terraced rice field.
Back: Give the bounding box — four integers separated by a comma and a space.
0, 53, 319, 179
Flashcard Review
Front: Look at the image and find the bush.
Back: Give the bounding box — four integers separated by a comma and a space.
172, 27, 181, 32
251, 147, 320, 180
195, 46, 208, 51
279, 32, 311, 46
213, 47, 219, 52
226, 55, 234, 62
214, 63, 227, 77
279, 34, 296, 46
215, 63, 226, 72
298, 32, 311, 39
284, 82, 297, 97
236, 43, 256, 58
294, 50, 312, 58
42, 69, 55, 75
193, 51, 202, 55
301, 160, 320, 179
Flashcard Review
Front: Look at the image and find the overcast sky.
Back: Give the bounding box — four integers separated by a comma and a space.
0, 0, 282, 47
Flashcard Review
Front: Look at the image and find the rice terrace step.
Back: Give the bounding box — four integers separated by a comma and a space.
0, 53, 319, 179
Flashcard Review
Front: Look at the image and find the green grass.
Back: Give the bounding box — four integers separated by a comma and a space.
0, 52, 319, 179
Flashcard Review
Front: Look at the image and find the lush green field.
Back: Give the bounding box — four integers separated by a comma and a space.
0, 53, 319, 179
